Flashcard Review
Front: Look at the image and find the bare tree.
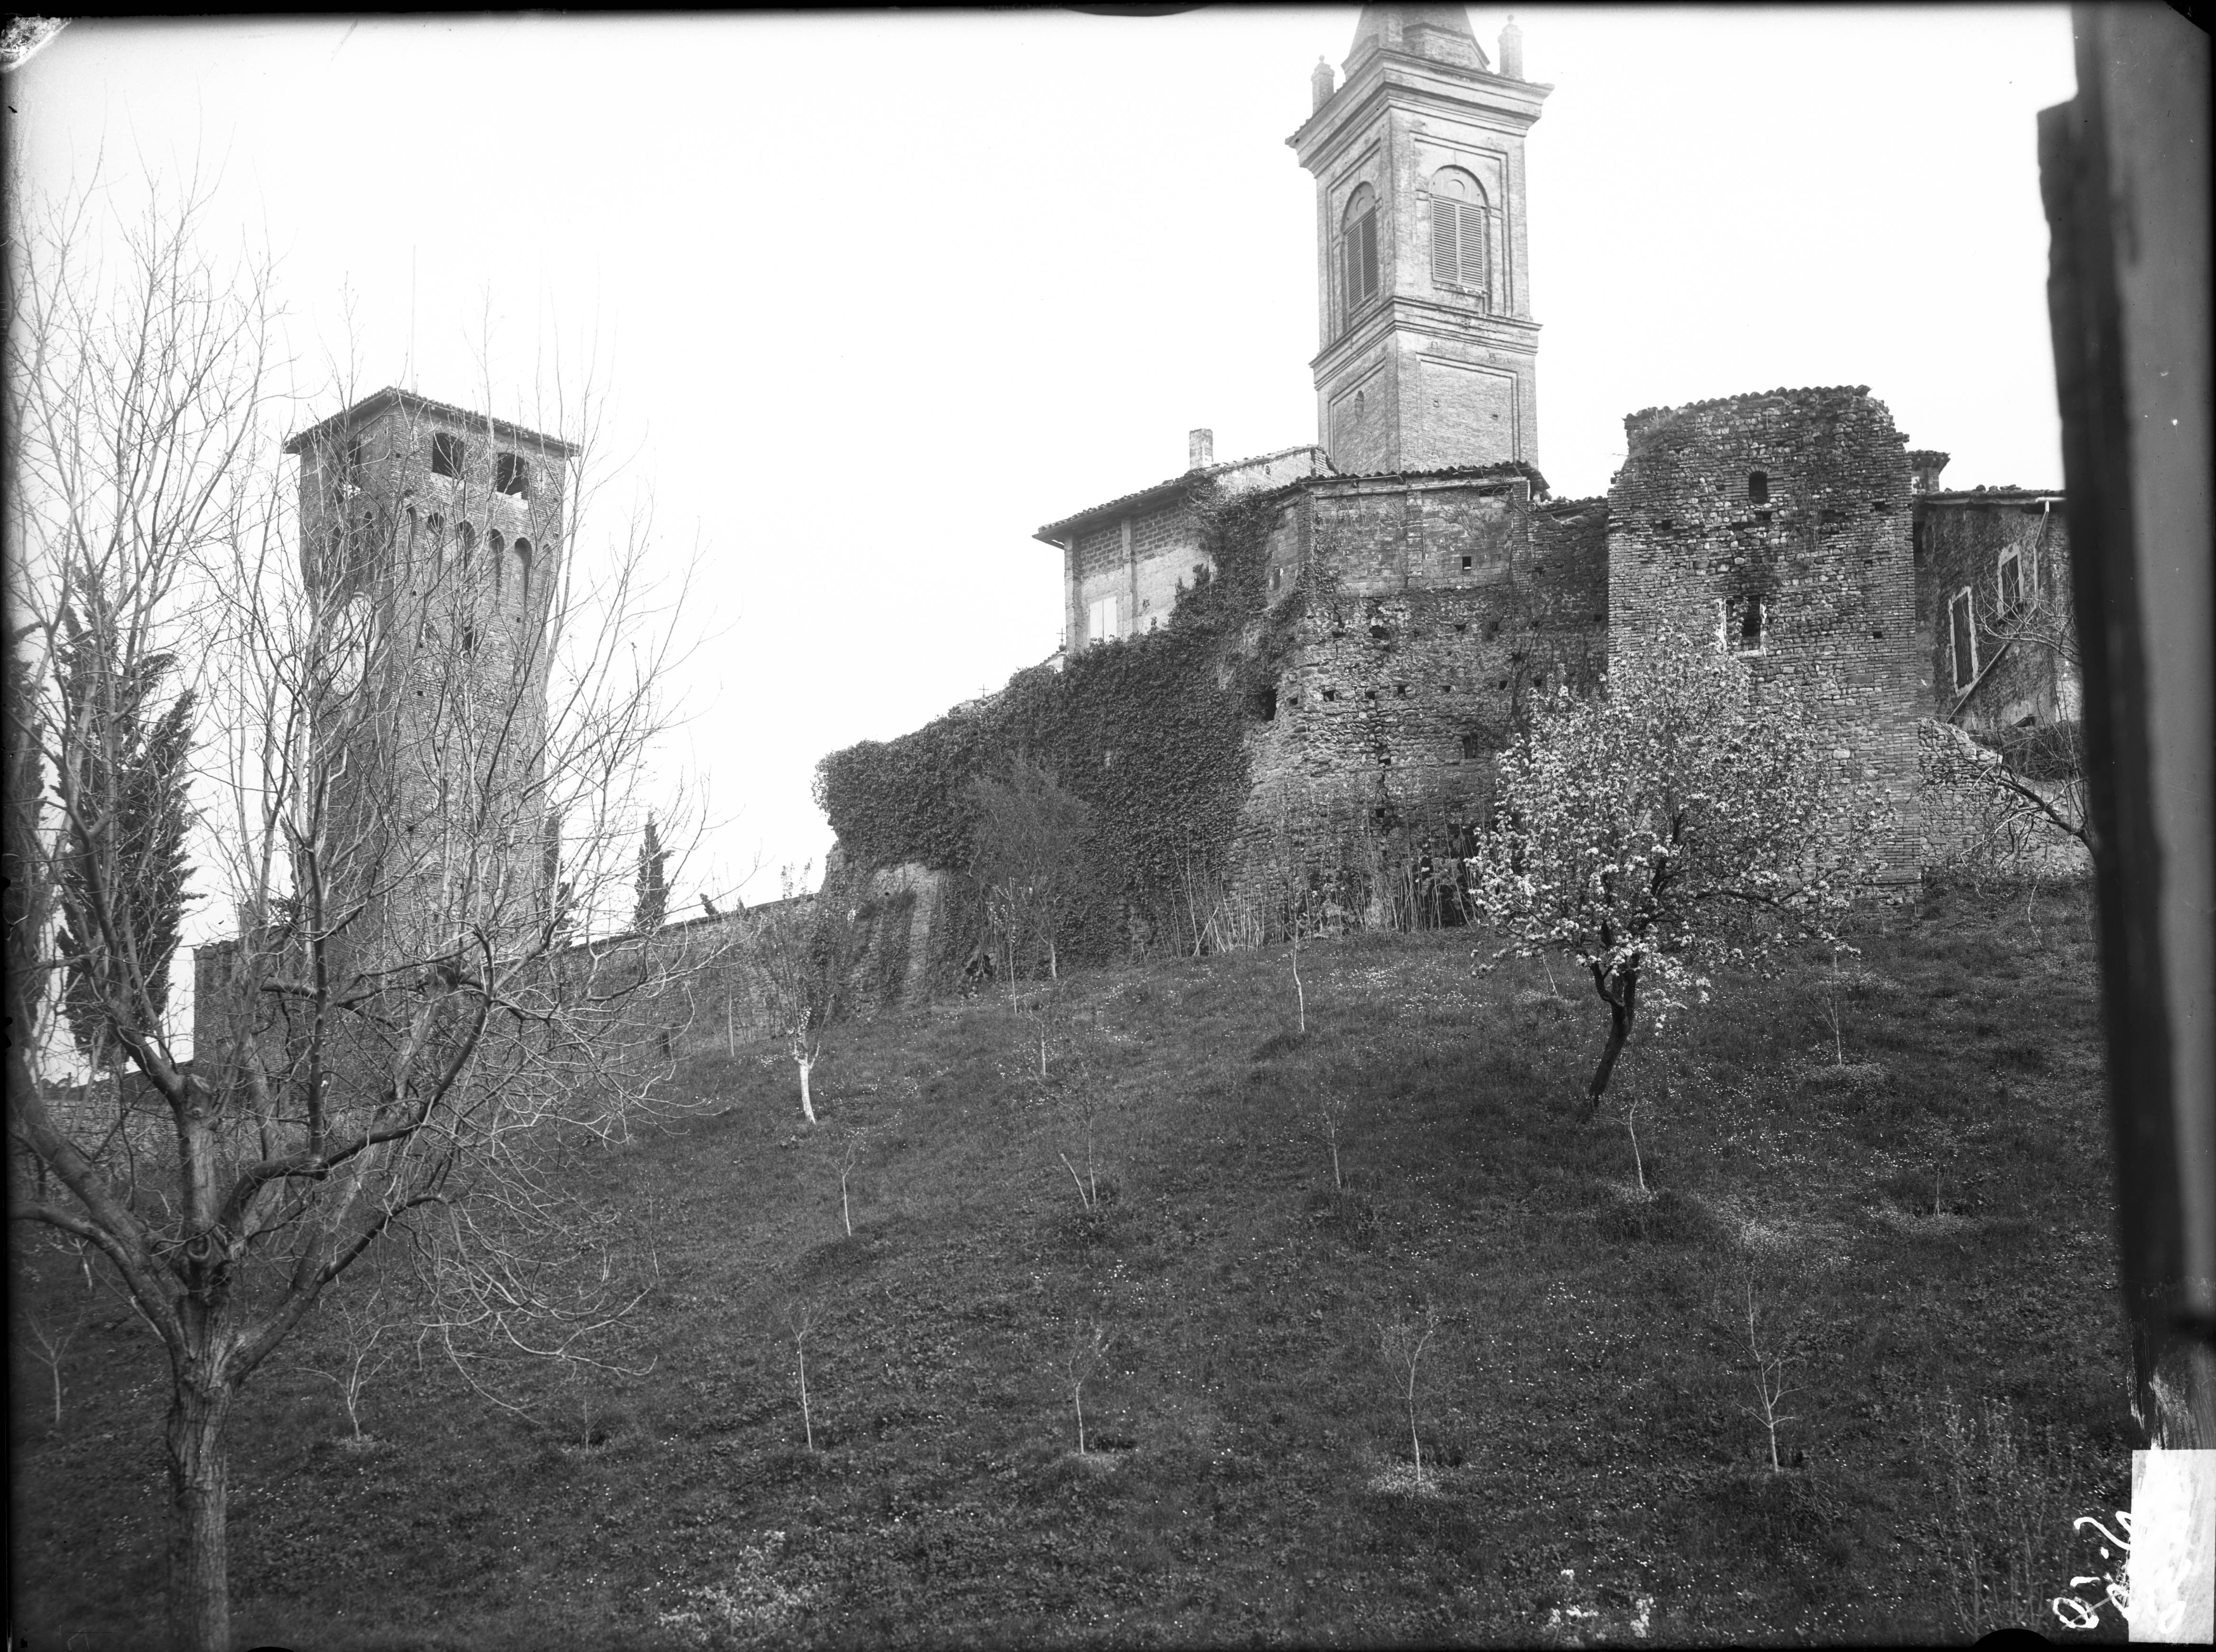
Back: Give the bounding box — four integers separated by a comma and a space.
787, 1300, 822, 1451
967, 755, 1092, 997
1052, 1057, 1113, 1220
12, 1268, 90, 1426
1064, 1319, 1114, 1456
823, 1111, 896, 1238
5, 178, 703, 1652
1733, 1234, 1802, 1475
750, 864, 865, 1125
292, 1269, 404, 1447
1377, 1298, 1441, 1489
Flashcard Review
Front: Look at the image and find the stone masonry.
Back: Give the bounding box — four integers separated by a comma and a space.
1605, 386, 1923, 876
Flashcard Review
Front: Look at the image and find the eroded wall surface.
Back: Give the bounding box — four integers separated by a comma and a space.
1606, 387, 1922, 876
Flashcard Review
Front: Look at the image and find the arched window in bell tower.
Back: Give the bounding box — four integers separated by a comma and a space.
1340, 184, 1379, 329
1428, 166, 1490, 303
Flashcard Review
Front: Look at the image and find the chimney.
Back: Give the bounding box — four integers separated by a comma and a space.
1498, 14, 1524, 80
1189, 428, 1214, 471
1907, 449, 1952, 494
1310, 56, 1336, 111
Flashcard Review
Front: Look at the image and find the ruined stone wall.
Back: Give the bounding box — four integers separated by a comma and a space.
542, 861, 959, 1066
1606, 387, 1921, 876
1916, 493, 2077, 730
1233, 474, 1607, 912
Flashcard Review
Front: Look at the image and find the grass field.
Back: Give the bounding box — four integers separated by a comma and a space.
9, 883, 2138, 1648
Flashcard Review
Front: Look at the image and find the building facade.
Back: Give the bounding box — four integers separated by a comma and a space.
1017, 3, 2079, 907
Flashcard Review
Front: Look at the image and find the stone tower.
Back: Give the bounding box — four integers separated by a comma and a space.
1605, 386, 1922, 877
1291, 5, 1549, 476
282, 389, 579, 963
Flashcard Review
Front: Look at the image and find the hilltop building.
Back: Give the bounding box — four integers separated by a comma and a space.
1020, 4, 2078, 895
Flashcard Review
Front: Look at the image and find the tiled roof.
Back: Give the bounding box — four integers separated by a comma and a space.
1311, 459, 1548, 497
284, 386, 580, 457
1035, 446, 1326, 543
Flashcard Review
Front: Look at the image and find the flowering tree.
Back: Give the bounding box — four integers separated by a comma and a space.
1471, 641, 1894, 1112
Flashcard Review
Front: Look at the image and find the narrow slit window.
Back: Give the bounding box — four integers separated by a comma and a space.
1748, 470, 1770, 504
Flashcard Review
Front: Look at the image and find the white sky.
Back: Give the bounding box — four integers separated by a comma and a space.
10, 5, 2077, 940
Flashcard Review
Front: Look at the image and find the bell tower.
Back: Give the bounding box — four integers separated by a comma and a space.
1291, 6, 1549, 476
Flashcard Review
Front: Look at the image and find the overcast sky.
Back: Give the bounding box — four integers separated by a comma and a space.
11, 5, 2077, 943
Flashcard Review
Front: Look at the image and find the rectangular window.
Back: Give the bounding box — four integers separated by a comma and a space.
1715, 596, 1764, 654
1088, 593, 1119, 646
430, 432, 466, 478
1950, 588, 1977, 689
1997, 545, 2024, 612
495, 452, 530, 497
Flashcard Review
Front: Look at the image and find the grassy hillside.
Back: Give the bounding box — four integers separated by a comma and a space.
10, 885, 2135, 1648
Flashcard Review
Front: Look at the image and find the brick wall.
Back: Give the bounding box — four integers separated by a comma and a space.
1606, 386, 1921, 876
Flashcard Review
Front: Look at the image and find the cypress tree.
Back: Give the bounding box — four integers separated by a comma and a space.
633, 816, 668, 934
52, 591, 196, 1071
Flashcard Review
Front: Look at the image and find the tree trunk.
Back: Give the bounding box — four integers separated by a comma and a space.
1586, 965, 1639, 1113
165, 1376, 235, 1652
797, 1055, 816, 1124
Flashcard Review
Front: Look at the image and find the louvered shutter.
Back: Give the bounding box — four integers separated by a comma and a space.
1431, 199, 1461, 286
1463, 203, 1490, 293
1358, 211, 1378, 299
1435, 200, 1490, 295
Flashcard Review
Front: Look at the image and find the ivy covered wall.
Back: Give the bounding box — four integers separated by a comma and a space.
816, 461, 1600, 970
815, 482, 1289, 966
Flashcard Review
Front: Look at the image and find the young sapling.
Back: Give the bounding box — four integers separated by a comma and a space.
1065, 1320, 1114, 1456
1378, 1299, 1442, 1488
788, 1302, 822, 1451
1735, 1235, 1802, 1473
1316, 1085, 1351, 1193
17, 1301, 88, 1425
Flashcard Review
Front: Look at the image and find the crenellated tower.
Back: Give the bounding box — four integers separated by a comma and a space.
1290, 6, 1549, 476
